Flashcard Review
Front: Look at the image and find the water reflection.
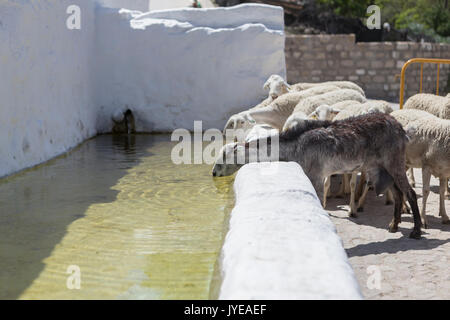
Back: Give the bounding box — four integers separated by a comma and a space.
0, 135, 234, 299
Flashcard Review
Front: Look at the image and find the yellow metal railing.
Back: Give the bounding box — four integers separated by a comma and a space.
399, 58, 450, 108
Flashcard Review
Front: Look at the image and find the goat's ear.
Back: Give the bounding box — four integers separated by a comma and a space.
283, 82, 292, 91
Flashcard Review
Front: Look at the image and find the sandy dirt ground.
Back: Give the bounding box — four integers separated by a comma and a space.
327, 169, 450, 299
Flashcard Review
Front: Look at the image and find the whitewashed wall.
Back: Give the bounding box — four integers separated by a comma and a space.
97, 0, 150, 11
0, 0, 97, 178
0, 2, 286, 177
94, 5, 286, 132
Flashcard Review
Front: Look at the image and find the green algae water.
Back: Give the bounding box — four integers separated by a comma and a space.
0, 135, 234, 299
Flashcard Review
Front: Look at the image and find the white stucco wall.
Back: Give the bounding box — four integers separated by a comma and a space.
0, 0, 98, 178
94, 4, 286, 132
219, 162, 362, 299
97, 0, 150, 11
0, 2, 286, 177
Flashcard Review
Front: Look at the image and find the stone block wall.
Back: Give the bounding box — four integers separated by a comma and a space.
285, 34, 450, 101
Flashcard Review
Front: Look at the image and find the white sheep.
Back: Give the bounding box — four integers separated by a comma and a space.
308, 100, 362, 121
404, 93, 450, 119
263, 74, 366, 99
294, 89, 367, 115
222, 75, 286, 133
291, 81, 366, 97
311, 100, 393, 121
225, 84, 343, 137
263, 74, 291, 99
280, 111, 309, 132
282, 89, 367, 132
244, 124, 278, 142
223, 96, 274, 133
403, 93, 450, 188
391, 109, 450, 227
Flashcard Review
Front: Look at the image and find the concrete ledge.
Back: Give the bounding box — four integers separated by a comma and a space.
219, 162, 362, 299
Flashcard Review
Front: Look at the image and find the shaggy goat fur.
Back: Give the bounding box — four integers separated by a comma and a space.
213, 113, 423, 239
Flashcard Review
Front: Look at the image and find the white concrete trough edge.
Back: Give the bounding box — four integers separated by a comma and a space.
218, 162, 362, 299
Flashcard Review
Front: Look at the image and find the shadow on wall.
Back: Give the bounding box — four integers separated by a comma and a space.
0, 135, 155, 299
112, 109, 136, 134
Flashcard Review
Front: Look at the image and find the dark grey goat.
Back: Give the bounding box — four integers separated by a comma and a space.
212, 112, 422, 239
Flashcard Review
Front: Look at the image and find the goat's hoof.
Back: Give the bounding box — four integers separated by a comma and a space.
409, 229, 422, 239
385, 200, 394, 205
348, 212, 358, 218
357, 207, 364, 212
388, 224, 398, 233
442, 219, 450, 225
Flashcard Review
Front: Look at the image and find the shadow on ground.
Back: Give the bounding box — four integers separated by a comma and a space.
326, 174, 450, 257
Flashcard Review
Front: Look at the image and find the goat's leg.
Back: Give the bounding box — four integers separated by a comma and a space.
446, 178, 450, 200
355, 171, 366, 202
356, 180, 371, 212
439, 177, 450, 224
401, 193, 411, 214
343, 173, 351, 194
401, 179, 422, 239
335, 174, 345, 198
348, 172, 358, 217
387, 164, 421, 239
323, 176, 331, 208
407, 167, 415, 188
421, 167, 431, 229
385, 189, 394, 205
388, 184, 403, 233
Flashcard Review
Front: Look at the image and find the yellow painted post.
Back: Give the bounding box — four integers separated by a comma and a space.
436, 63, 440, 95
399, 58, 450, 109
420, 63, 423, 93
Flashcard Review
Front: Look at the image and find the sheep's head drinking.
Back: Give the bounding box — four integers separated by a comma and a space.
263, 74, 291, 99
212, 143, 246, 177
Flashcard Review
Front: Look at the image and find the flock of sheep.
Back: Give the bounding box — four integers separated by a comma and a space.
212, 75, 450, 239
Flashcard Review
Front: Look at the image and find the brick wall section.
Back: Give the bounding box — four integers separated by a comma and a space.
285, 34, 450, 101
